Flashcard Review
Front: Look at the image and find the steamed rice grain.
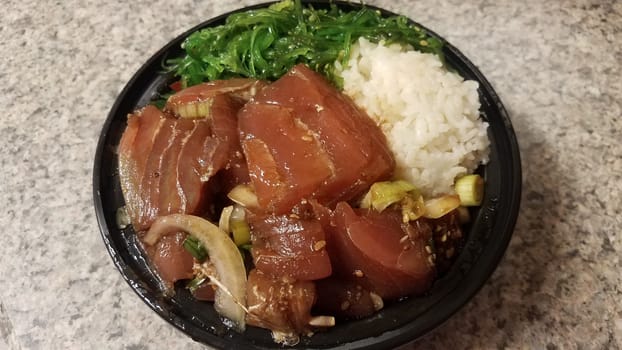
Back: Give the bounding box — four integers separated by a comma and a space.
337, 38, 490, 197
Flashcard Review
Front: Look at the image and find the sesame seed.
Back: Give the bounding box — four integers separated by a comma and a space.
353, 269, 364, 277
313, 240, 326, 251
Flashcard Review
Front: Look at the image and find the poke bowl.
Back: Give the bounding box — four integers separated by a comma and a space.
93, 1, 521, 349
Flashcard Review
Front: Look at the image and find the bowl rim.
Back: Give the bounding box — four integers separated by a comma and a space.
93, 1, 521, 349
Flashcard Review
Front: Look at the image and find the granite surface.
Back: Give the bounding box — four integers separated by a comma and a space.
1, 0, 621, 349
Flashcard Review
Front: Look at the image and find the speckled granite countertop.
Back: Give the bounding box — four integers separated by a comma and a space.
1, 0, 621, 349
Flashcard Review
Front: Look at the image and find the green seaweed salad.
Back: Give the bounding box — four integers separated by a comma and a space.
166, 0, 443, 89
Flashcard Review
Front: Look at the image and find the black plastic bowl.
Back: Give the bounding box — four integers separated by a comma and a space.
93, 1, 521, 349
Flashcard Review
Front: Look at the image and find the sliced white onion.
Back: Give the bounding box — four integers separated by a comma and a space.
230, 204, 247, 221
144, 214, 247, 332
227, 184, 259, 209
218, 205, 234, 233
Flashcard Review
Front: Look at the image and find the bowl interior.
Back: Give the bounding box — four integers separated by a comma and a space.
93, 1, 521, 349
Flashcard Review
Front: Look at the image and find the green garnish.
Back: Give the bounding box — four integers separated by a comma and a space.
238, 243, 252, 251
187, 276, 208, 293
231, 220, 251, 247
361, 180, 418, 212
168, 0, 443, 88
183, 235, 208, 261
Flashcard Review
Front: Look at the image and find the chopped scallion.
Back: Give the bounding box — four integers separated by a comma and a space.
454, 174, 484, 206
183, 236, 209, 262
231, 220, 251, 247
187, 276, 208, 293
361, 180, 419, 212
239, 243, 252, 251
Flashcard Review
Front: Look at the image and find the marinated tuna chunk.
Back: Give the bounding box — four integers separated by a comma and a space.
246, 269, 316, 338
248, 211, 332, 281
146, 231, 195, 289
327, 202, 436, 300
118, 94, 242, 231
238, 64, 394, 214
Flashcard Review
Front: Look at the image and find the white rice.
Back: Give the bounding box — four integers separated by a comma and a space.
336, 38, 490, 197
